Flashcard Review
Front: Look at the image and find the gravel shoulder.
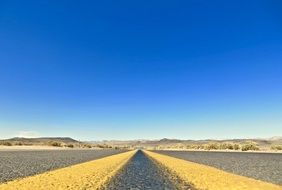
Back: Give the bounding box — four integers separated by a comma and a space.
154, 150, 282, 185
0, 149, 126, 183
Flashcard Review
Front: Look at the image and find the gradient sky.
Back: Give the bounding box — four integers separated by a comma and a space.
0, 0, 282, 140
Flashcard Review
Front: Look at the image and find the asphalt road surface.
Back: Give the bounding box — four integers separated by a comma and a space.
0, 149, 125, 183
106, 150, 193, 190
155, 150, 282, 185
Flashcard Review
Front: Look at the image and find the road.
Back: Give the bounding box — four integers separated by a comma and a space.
1, 149, 281, 189
0, 149, 125, 183
105, 150, 193, 190
154, 150, 282, 185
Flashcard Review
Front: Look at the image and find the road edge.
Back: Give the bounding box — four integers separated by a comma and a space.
0, 150, 136, 190
145, 150, 282, 190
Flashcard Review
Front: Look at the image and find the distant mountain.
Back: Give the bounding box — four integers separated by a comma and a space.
159, 138, 183, 144
268, 136, 282, 141
2, 136, 281, 150
89, 137, 282, 150
2, 137, 78, 144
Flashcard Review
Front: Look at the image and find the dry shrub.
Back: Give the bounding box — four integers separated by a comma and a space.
194, 144, 205, 149
219, 143, 236, 150
66, 144, 74, 148
83, 144, 92, 148
15, 142, 23, 146
1, 141, 12, 146
241, 143, 259, 151
271, 145, 282, 150
96, 144, 113, 148
48, 141, 62, 147
204, 143, 219, 150
233, 143, 240, 150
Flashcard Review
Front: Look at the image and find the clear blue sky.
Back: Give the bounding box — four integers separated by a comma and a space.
0, 0, 281, 140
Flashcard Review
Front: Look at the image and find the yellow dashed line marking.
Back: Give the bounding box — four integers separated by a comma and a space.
0, 150, 136, 190
145, 150, 282, 190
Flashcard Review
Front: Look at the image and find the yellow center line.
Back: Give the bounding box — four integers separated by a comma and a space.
145, 150, 282, 190
0, 150, 136, 190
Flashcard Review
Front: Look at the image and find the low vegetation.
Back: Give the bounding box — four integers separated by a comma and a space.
153, 142, 265, 152
201, 143, 242, 151
96, 144, 113, 149
82, 144, 92, 148
241, 143, 259, 151
158, 143, 240, 151
1, 137, 281, 152
0, 140, 122, 149
204, 143, 219, 150
48, 141, 62, 147
14, 142, 23, 146
0, 141, 12, 146
66, 144, 74, 148
271, 145, 282, 151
